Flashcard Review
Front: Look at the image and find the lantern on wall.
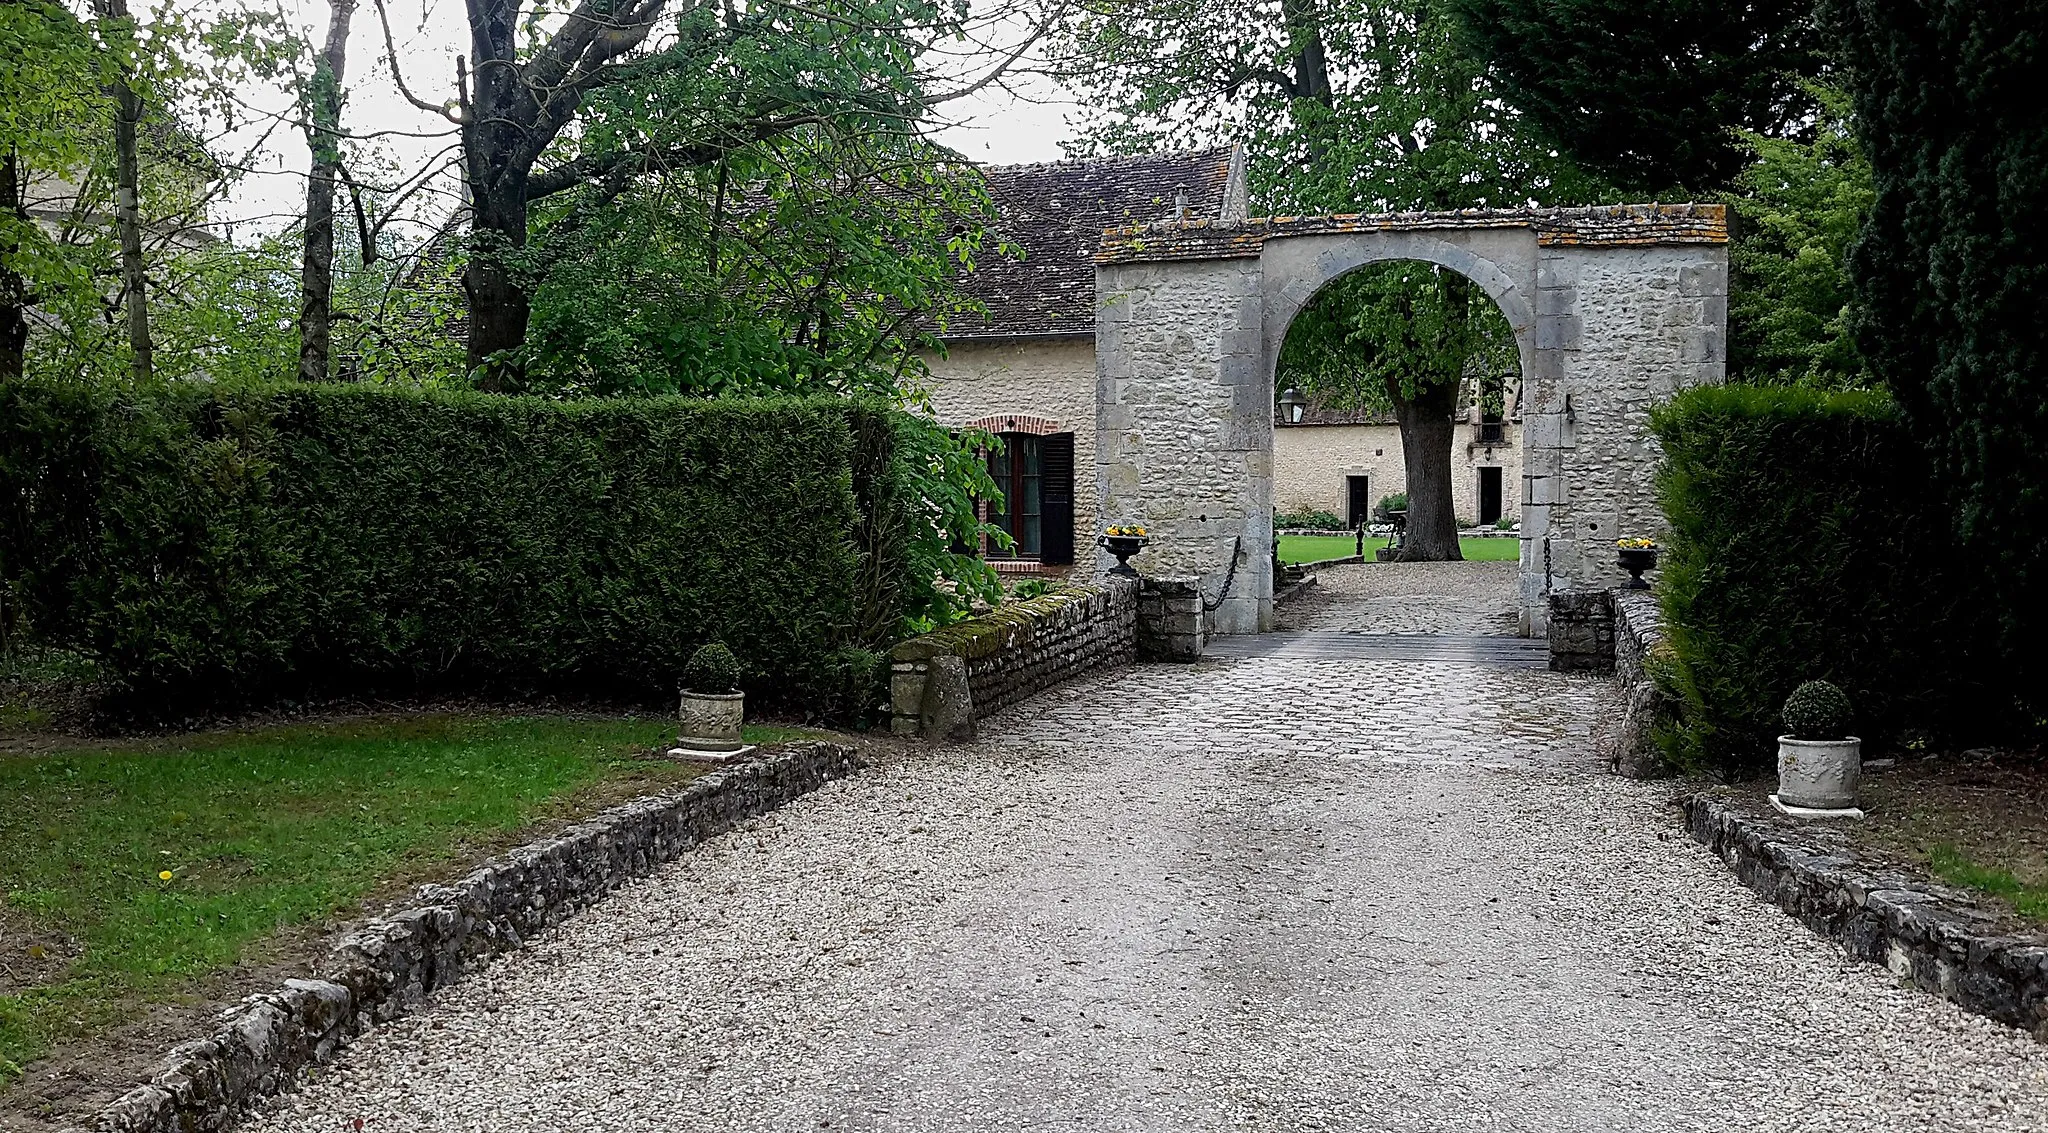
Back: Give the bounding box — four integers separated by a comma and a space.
1278, 387, 1307, 425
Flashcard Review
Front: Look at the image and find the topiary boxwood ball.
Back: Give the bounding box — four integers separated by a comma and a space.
683, 643, 743, 694
1782, 680, 1853, 740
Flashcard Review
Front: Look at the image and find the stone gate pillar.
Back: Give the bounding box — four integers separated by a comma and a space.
1094, 255, 1272, 635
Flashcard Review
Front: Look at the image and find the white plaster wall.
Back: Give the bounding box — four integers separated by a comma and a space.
1273, 422, 1523, 525
919, 337, 1100, 564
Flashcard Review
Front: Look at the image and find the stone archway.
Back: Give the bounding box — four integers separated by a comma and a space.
1092, 205, 1728, 636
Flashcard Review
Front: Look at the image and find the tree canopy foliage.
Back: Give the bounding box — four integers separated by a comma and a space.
1822, 0, 2048, 663
1446, 0, 1820, 194
1725, 83, 1872, 388
1056, 0, 1601, 214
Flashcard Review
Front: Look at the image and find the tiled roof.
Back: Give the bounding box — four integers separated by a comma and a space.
943, 147, 1243, 340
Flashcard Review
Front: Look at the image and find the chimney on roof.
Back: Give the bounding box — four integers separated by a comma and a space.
1175, 186, 1188, 220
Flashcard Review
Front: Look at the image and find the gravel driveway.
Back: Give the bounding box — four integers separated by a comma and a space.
247, 571, 2048, 1132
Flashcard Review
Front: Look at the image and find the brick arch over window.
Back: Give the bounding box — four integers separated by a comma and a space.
964, 413, 1064, 436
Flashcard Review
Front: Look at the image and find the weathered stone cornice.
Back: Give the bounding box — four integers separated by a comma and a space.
1095, 203, 1728, 264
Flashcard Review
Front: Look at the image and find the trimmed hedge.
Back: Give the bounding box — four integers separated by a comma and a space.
0, 381, 911, 720
1651, 385, 2011, 776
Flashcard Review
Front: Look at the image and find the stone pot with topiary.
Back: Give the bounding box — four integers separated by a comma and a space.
1775, 679, 1861, 814
675, 643, 747, 756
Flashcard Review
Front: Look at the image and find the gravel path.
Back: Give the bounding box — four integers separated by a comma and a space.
247, 614, 2048, 1130
1280, 560, 1522, 635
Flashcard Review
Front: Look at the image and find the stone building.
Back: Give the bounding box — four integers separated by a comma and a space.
1274, 409, 1521, 528
920, 147, 1250, 576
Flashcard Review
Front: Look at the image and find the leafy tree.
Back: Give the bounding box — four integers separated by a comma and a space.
1278, 261, 1517, 557
1, 0, 299, 385
1821, 0, 2048, 672
1, 0, 116, 381
297, 0, 356, 383
1057, 0, 1600, 557
1446, 0, 1820, 194
1725, 83, 1872, 388
371, 0, 1002, 390
519, 121, 1000, 398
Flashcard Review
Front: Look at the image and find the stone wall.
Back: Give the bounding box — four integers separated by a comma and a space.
1136, 576, 1205, 661
87, 743, 862, 1133
1612, 591, 1670, 777
920, 336, 1101, 573
890, 579, 1139, 737
1686, 794, 2048, 1039
1274, 420, 1522, 525
1095, 256, 1273, 635
1523, 244, 1725, 625
1093, 205, 1726, 636
1546, 588, 1615, 672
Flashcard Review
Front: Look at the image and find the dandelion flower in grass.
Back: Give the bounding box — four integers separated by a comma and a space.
158, 870, 173, 881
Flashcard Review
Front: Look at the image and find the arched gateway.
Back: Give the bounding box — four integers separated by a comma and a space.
1091, 204, 1728, 636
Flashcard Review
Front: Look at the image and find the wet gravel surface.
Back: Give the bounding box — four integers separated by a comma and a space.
246, 642, 2048, 1132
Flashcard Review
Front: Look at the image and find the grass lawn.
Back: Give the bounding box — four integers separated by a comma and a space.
1928, 845, 2048, 921
1276, 534, 1522, 565
0, 714, 808, 1082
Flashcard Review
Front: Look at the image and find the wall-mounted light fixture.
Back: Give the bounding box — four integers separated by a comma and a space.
1278, 387, 1307, 425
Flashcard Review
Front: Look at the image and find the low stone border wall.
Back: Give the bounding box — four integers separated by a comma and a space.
1547, 588, 1615, 672
891, 580, 1139, 738
83, 742, 862, 1133
1684, 793, 2048, 1038
1136, 576, 1204, 662
1611, 592, 1669, 777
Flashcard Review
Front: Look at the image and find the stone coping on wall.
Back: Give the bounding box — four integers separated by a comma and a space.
1684, 792, 2048, 1039
1095, 204, 1728, 264
890, 580, 1140, 738
79, 742, 863, 1133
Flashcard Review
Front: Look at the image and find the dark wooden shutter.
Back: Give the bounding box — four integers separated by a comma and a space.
1040, 432, 1076, 565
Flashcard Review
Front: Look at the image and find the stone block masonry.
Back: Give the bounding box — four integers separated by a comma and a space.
1612, 591, 1670, 777
1546, 588, 1615, 672
1137, 576, 1205, 661
1093, 204, 1725, 636
891, 579, 1139, 737
1686, 794, 2048, 1040
81, 743, 862, 1133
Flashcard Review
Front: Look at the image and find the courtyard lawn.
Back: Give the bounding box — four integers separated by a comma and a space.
1276, 534, 1522, 565
0, 714, 809, 1080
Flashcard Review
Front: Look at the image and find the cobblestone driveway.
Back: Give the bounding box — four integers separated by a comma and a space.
249, 569, 2048, 1132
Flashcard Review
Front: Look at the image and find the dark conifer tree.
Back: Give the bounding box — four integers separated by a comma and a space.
1446, 0, 1818, 193
1822, 0, 2048, 668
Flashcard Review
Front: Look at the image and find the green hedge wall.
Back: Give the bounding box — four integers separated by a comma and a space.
0, 381, 909, 720
1651, 385, 2012, 776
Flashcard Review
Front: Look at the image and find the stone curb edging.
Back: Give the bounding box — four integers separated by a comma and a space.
80, 741, 864, 1133
1683, 793, 2048, 1038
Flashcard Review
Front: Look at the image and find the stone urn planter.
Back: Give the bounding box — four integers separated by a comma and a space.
1098, 525, 1149, 576
672, 643, 749, 759
1616, 540, 1657, 590
1773, 679, 1861, 816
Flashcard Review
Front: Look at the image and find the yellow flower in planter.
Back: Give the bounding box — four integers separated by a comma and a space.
1616, 537, 1657, 549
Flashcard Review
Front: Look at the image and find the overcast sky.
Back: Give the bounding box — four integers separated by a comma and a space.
210, 0, 1081, 241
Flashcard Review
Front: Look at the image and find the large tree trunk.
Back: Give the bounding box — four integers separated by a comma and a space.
462, 186, 530, 391
1, 151, 28, 382
93, 0, 151, 382
298, 0, 356, 383
1392, 376, 1464, 562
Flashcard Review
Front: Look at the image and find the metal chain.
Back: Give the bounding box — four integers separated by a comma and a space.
1202, 535, 1244, 613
